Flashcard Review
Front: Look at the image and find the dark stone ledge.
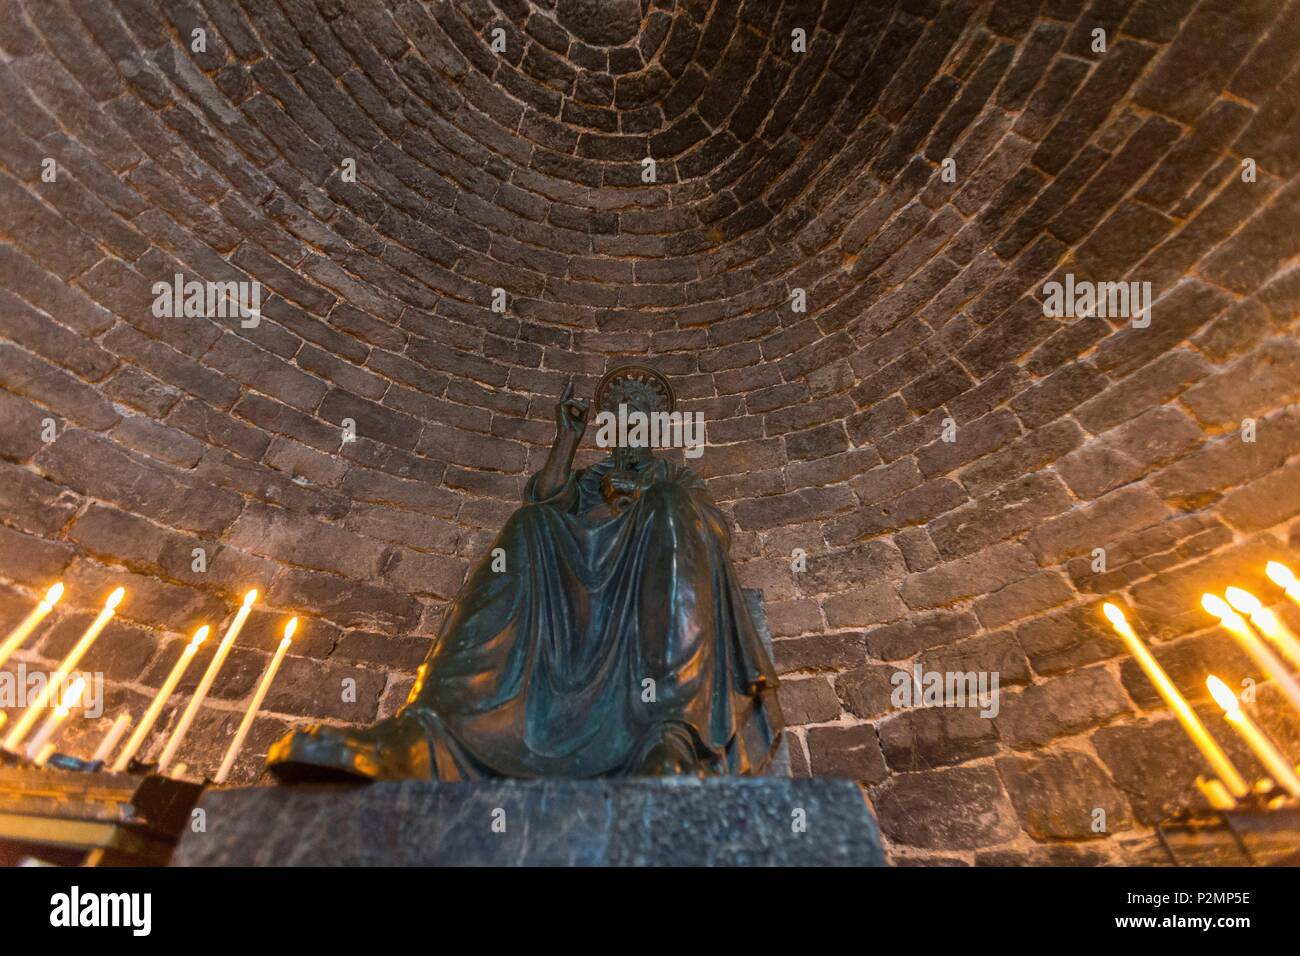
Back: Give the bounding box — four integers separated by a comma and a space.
172, 776, 886, 866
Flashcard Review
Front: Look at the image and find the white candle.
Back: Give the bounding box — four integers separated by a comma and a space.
1102, 603, 1250, 797
157, 590, 257, 772
24, 676, 85, 761
4, 587, 123, 751
91, 711, 132, 764
1194, 775, 1237, 810
33, 742, 56, 767
1207, 675, 1300, 798
1202, 593, 1300, 714
1225, 586, 1300, 671
0, 582, 64, 670
111, 625, 209, 772
214, 617, 296, 784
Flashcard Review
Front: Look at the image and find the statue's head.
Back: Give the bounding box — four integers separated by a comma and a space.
594, 364, 675, 464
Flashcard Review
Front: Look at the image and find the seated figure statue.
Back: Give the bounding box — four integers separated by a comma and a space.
269, 365, 783, 780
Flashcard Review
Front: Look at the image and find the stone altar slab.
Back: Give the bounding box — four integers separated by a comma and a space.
171, 777, 886, 866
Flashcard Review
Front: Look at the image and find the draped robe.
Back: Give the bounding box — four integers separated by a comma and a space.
404, 454, 782, 779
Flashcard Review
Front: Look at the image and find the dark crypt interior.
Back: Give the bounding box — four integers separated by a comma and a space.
0, 0, 1299, 869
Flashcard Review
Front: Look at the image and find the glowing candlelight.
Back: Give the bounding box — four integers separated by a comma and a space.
1202, 593, 1300, 713
1207, 675, 1300, 798
111, 625, 209, 772
215, 617, 296, 784
156, 590, 257, 772
1224, 586, 1300, 671
1102, 602, 1249, 797
3, 587, 123, 751
91, 711, 132, 764
1266, 561, 1300, 607
33, 742, 56, 767
1194, 775, 1237, 810
24, 675, 86, 761
0, 582, 64, 671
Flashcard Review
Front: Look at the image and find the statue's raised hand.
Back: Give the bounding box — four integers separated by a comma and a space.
555, 379, 590, 439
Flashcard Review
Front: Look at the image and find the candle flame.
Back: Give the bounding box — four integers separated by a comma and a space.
105, 586, 125, 610
1224, 587, 1262, 615
1201, 593, 1232, 619
1267, 561, 1296, 589
1206, 675, 1239, 714
190, 624, 210, 647
243, 589, 258, 607
283, 617, 298, 641
1101, 602, 1128, 628
42, 582, 65, 608
56, 676, 87, 715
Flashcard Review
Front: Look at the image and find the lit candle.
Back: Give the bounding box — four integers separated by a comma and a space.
1102, 603, 1250, 797
1206, 675, 1300, 798
1202, 593, 1300, 713
90, 711, 132, 764
23, 676, 86, 761
1194, 775, 1237, 811
33, 742, 56, 767
1266, 561, 1300, 608
156, 590, 257, 772
214, 617, 296, 784
3, 587, 123, 751
111, 625, 209, 772
1224, 586, 1300, 671
0, 582, 64, 670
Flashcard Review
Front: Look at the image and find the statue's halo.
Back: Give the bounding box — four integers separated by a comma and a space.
594, 364, 675, 416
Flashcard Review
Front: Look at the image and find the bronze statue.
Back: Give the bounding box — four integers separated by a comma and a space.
269, 365, 782, 780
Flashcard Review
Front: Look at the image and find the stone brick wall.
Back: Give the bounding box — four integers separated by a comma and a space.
1, 0, 1298, 864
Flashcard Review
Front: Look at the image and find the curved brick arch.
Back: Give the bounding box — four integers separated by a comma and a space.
0, 0, 1298, 863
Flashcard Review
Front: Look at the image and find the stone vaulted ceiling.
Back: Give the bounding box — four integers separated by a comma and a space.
0, 0, 1299, 863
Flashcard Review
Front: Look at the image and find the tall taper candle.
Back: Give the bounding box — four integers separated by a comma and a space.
91, 710, 132, 764
156, 590, 256, 772
3, 587, 123, 751
23, 676, 85, 760
214, 617, 296, 784
0, 582, 64, 671
1225, 586, 1300, 671
1207, 675, 1300, 798
1102, 602, 1250, 797
111, 625, 209, 772
1202, 593, 1300, 714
